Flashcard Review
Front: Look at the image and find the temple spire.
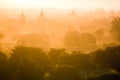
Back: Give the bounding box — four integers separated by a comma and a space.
37, 9, 46, 22
19, 11, 26, 24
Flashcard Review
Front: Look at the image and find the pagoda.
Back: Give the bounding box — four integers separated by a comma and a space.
36, 9, 46, 22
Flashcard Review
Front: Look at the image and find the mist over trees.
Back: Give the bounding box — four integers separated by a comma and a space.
110, 16, 120, 43
0, 8, 120, 80
64, 30, 97, 52
17, 33, 49, 49
0, 9, 120, 51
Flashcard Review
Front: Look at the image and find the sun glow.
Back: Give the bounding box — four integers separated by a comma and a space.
0, 0, 89, 9
0, 0, 120, 10
2, 0, 37, 8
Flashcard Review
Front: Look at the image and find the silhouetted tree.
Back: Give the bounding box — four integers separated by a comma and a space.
91, 45, 120, 72
58, 51, 93, 74
88, 73, 120, 80
0, 51, 7, 80
110, 16, 120, 43
64, 31, 97, 52
79, 33, 97, 46
48, 48, 66, 65
64, 30, 81, 51
49, 65, 79, 80
95, 29, 105, 45
98, 73, 120, 80
19, 59, 45, 80
64, 30, 80, 46
18, 34, 49, 49
7, 46, 52, 80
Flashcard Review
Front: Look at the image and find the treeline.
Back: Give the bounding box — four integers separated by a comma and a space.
0, 45, 120, 80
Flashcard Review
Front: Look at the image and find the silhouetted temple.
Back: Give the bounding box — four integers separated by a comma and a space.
19, 11, 26, 24
36, 9, 46, 22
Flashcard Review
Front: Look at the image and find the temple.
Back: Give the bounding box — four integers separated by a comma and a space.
36, 9, 46, 22
19, 11, 26, 24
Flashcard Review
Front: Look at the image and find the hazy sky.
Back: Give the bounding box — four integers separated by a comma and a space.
0, 0, 120, 10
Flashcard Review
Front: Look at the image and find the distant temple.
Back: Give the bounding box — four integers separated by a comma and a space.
69, 10, 77, 18
36, 9, 46, 22
19, 11, 26, 24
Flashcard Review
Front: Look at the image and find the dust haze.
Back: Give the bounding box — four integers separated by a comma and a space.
1, 1, 120, 80
0, 8, 120, 52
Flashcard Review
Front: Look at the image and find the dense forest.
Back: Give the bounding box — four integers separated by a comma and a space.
0, 45, 120, 80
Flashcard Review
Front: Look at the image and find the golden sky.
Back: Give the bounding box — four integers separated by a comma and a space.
0, 0, 120, 9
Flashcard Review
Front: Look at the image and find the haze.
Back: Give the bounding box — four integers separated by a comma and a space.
1, 0, 120, 80
0, 0, 120, 52
0, 0, 120, 10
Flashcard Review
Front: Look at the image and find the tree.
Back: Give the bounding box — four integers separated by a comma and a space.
48, 48, 66, 65
0, 51, 7, 80
64, 31, 97, 52
88, 73, 120, 80
58, 51, 91, 70
7, 46, 52, 80
64, 30, 80, 48
49, 65, 79, 80
98, 73, 120, 80
17, 34, 49, 49
79, 33, 97, 46
19, 59, 45, 80
110, 16, 120, 43
91, 45, 120, 72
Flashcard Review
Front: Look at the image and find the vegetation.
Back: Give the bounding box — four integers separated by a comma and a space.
0, 45, 120, 80
110, 16, 120, 43
0, 10, 120, 80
